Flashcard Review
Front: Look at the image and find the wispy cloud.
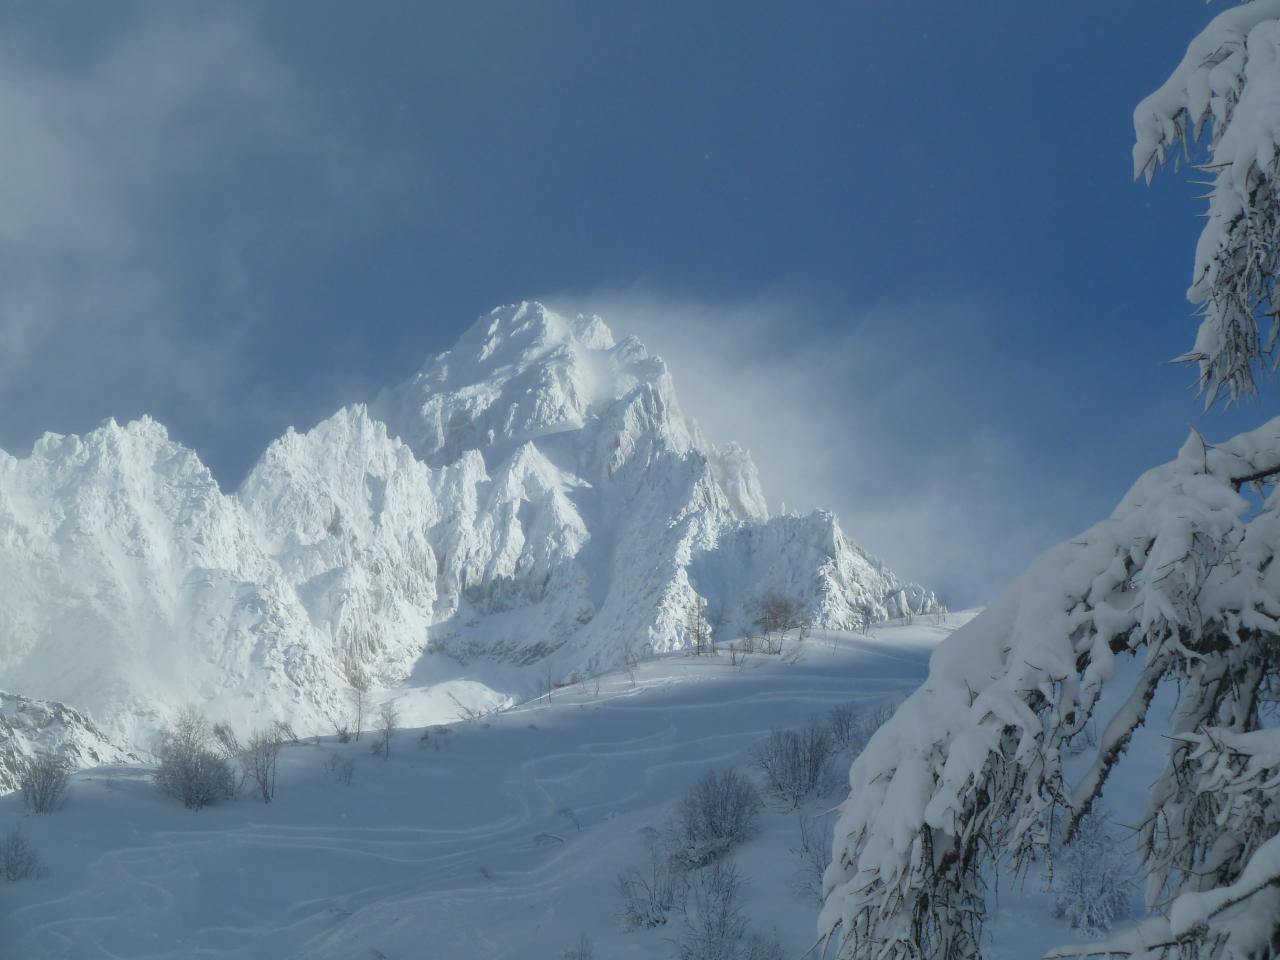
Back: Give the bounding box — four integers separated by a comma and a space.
0, 5, 379, 467
549, 286, 1078, 605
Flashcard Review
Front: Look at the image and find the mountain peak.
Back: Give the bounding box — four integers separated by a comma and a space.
428, 302, 618, 385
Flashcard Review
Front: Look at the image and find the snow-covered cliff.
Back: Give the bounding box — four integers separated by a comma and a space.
0, 302, 935, 750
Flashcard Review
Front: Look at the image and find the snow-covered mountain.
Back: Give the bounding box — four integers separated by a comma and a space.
0, 302, 935, 751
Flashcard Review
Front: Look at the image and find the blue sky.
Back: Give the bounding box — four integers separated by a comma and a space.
0, 2, 1261, 604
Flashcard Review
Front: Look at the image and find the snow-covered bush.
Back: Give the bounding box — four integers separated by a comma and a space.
153, 707, 237, 810
819, 421, 1280, 960
617, 826, 685, 929
0, 827, 43, 882
1049, 807, 1135, 938
19, 754, 71, 814
678, 860, 747, 960
750, 719, 834, 809
669, 768, 763, 870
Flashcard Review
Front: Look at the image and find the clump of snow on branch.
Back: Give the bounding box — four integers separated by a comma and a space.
819, 419, 1280, 959
1135, 0, 1280, 404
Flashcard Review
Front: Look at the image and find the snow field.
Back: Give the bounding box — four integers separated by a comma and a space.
0, 624, 957, 960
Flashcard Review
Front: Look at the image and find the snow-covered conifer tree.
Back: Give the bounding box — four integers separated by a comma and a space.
1135, 0, 1280, 405
820, 5, 1280, 958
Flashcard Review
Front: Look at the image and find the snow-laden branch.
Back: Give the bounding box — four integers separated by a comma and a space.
1135, 0, 1280, 404
819, 420, 1280, 960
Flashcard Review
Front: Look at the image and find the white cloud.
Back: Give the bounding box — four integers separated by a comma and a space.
548, 286, 1074, 605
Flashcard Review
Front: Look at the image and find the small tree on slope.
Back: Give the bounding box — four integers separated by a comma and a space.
821, 9, 1280, 957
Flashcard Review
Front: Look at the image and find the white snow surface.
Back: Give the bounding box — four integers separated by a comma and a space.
0, 623, 967, 960
0, 302, 935, 753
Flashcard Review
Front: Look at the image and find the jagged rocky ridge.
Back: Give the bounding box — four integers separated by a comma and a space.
0, 303, 936, 751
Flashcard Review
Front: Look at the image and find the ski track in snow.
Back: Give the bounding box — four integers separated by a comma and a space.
1, 626, 962, 960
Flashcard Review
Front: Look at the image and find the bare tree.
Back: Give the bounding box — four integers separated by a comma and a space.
374, 701, 400, 760
856, 601, 876, 636
685, 595, 714, 656
245, 727, 282, 803
622, 637, 642, 687
345, 656, 371, 742
748, 589, 805, 655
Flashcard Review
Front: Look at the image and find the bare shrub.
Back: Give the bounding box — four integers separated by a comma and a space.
211, 722, 243, 759
749, 719, 835, 809
375, 701, 399, 760
20, 755, 72, 814
246, 727, 282, 803
0, 827, 43, 882
791, 812, 834, 903
447, 692, 488, 723
153, 707, 237, 810
826, 700, 894, 758
559, 807, 582, 834
617, 827, 685, 930
669, 769, 762, 870
678, 860, 747, 960
741, 932, 785, 960
323, 751, 354, 785
271, 719, 299, 745
562, 932, 595, 960
334, 721, 352, 744
826, 703, 859, 752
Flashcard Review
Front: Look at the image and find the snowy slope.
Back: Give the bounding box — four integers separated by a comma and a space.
0, 622, 963, 960
0, 302, 936, 752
